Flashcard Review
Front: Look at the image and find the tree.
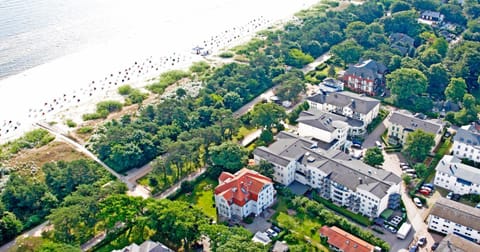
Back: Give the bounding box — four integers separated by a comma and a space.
250, 103, 286, 130
285, 48, 314, 68
387, 68, 428, 103
445, 77, 467, 103
176, 88, 187, 98
99, 195, 146, 239
249, 160, 274, 179
439, 4, 467, 25
363, 147, 385, 167
427, 64, 449, 99
208, 142, 247, 174
383, 10, 422, 38
454, 94, 479, 125
404, 129, 435, 162
419, 48, 442, 67
257, 129, 274, 146
431, 37, 449, 58
331, 39, 364, 67
327, 64, 336, 77
223, 91, 243, 111
0, 211, 22, 242
390, 1, 411, 13
414, 163, 428, 178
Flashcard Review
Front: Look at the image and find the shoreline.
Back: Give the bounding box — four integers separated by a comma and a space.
0, 0, 321, 144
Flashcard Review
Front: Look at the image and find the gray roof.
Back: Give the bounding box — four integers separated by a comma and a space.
344, 59, 387, 80
421, 10, 442, 19
307, 91, 380, 115
298, 109, 364, 133
430, 198, 480, 231
435, 155, 480, 185
436, 233, 480, 252
389, 111, 443, 135
454, 125, 480, 146
254, 132, 401, 198
389, 33, 414, 55
113, 241, 173, 252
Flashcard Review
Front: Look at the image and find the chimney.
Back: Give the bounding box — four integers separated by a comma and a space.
359, 177, 363, 184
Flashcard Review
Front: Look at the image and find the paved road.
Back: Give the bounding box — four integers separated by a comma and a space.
0, 221, 50, 251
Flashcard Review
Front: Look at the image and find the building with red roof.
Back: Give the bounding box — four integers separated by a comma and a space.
214, 168, 275, 219
320, 226, 378, 252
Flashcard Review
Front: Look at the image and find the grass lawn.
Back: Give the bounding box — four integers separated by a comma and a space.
175, 177, 218, 220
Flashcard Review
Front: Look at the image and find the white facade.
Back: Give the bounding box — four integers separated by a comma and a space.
428, 215, 480, 243
214, 169, 276, 220
307, 98, 380, 125
297, 120, 348, 149
453, 140, 480, 162
433, 155, 480, 195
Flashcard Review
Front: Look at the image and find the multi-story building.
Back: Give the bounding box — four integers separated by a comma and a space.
435, 233, 480, 252
433, 155, 480, 195
297, 109, 365, 150
320, 226, 378, 252
452, 122, 480, 163
428, 197, 480, 243
214, 168, 276, 220
253, 132, 401, 218
341, 59, 387, 96
387, 111, 444, 146
306, 91, 380, 125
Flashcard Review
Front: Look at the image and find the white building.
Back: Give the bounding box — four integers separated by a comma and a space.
452, 122, 480, 163
253, 132, 401, 218
433, 155, 480, 195
428, 198, 480, 243
297, 109, 365, 151
388, 111, 444, 146
214, 168, 275, 220
306, 91, 380, 125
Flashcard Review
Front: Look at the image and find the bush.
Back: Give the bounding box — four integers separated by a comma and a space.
315, 63, 328, 71
127, 89, 148, 104
243, 215, 255, 224
147, 70, 190, 94
65, 119, 77, 128
219, 52, 234, 58
189, 61, 210, 73
96, 101, 123, 113
118, 85, 133, 95
77, 126, 93, 134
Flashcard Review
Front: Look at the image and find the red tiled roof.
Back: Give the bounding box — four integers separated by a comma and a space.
320, 226, 374, 252
214, 168, 273, 207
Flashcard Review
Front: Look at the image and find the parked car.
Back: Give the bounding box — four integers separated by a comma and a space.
446, 192, 453, 199
452, 194, 461, 201
401, 165, 411, 170
417, 236, 427, 247
431, 242, 439, 251
419, 189, 431, 196
420, 186, 432, 193
423, 183, 434, 190
387, 226, 397, 234
408, 174, 417, 179
404, 169, 416, 174
409, 245, 419, 252
476, 203, 480, 209
375, 141, 383, 149
399, 162, 408, 167
271, 225, 282, 233
413, 197, 423, 208
266, 228, 278, 238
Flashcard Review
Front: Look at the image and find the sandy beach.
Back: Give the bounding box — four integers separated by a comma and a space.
0, 0, 321, 143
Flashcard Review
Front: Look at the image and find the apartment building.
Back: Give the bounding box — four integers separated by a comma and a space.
306, 91, 380, 125
387, 111, 444, 146
214, 168, 275, 219
433, 155, 480, 195
253, 132, 401, 218
452, 122, 480, 163
428, 198, 480, 243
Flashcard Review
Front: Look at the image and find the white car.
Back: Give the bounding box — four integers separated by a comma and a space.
375, 141, 383, 149
413, 197, 423, 208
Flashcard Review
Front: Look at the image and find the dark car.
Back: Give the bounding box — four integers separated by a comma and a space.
409, 245, 418, 252
271, 225, 282, 233
452, 193, 461, 201
431, 242, 439, 251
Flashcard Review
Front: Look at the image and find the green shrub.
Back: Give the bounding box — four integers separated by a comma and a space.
219, 52, 234, 58
5, 129, 54, 154
147, 70, 190, 94
66, 119, 77, 128
190, 61, 210, 73
118, 85, 133, 95
77, 126, 93, 134
315, 72, 327, 81
315, 63, 328, 71
96, 101, 123, 113
128, 89, 148, 104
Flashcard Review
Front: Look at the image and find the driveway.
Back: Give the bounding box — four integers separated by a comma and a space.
368, 225, 413, 252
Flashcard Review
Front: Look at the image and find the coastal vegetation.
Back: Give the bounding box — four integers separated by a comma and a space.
146, 70, 190, 94
82, 100, 124, 121
0, 129, 54, 158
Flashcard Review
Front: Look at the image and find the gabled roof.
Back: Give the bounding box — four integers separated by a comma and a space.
435, 155, 480, 185
344, 59, 387, 80
320, 226, 374, 252
454, 124, 480, 147
421, 10, 442, 19
436, 233, 480, 252
430, 198, 480, 231
306, 91, 380, 115
215, 168, 273, 207
389, 111, 443, 135
298, 109, 364, 133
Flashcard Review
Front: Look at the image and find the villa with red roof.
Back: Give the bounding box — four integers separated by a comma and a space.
214, 168, 276, 219
320, 226, 378, 252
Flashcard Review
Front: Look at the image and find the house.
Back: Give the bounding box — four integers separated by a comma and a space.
420, 10, 444, 22
318, 77, 344, 93
112, 240, 173, 252
253, 131, 401, 218
435, 233, 480, 252
452, 122, 480, 163
387, 111, 444, 146
389, 33, 415, 56
428, 198, 480, 243
297, 109, 365, 150
433, 155, 480, 195
306, 91, 380, 125
319, 226, 378, 252
252, 231, 271, 245
272, 241, 289, 252
214, 168, 276, 219
341, 59, 387, 96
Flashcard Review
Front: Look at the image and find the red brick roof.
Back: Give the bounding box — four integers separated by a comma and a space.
320, 226, 374, 252
214, 168, 273, 207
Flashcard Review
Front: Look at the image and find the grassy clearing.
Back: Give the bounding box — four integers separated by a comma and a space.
175, 177, 218, 220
